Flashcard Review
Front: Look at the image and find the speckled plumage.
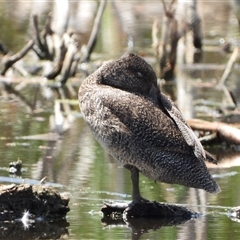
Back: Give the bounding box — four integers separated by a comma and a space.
79, 53, 220, 202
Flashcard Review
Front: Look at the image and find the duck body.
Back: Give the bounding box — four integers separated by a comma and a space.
79, 53, 220, 201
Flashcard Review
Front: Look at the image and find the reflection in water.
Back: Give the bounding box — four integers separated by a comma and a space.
0, 220, 69, 240
102, 215, 193, 240
70, 125, 96, 187
1, 1, 240, 240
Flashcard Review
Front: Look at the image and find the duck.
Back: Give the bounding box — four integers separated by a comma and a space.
78, 53, 220, 204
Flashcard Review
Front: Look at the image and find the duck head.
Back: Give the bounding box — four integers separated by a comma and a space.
96, 53, 159, 99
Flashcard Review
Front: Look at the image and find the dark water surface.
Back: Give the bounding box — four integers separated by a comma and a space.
1, 1, 240, 239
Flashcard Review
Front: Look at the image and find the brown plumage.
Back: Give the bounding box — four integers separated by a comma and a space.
79, 53, 220, 203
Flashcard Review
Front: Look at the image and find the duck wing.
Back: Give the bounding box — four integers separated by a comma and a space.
159, 93, 217, 165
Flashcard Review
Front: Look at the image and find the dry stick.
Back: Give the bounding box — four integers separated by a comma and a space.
59, 38, 78, 85
41, 14, 55, 60
217, 46, 240, 108
1, 40, 34, 76
45, 21, 74, 79
84, 0, 107, 62
47, 31, 78, 83
221, 85, 237, 109
71, 0, 107, 76
32, 14, 54, 60
187, 118, 240, 145
218, 46, 240, 86
32, 15, 46, 58
45, 36, 67, 79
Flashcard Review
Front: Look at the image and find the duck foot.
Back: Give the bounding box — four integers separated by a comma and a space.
101, 200, 199, 219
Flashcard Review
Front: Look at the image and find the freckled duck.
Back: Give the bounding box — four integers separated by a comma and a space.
78, 53, 220, 203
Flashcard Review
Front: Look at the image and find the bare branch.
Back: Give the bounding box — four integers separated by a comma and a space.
1, 40, 34, 76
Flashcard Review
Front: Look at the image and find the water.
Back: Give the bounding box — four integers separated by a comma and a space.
1, 1, 240, 239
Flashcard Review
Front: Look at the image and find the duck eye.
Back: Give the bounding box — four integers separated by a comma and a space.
137, 72, 143, 78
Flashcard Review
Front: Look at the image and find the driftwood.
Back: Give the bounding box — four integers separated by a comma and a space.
187, 118, 240, 145
44, 0, 106, 84
0, 184, 69, 222
0, 0, 107, 85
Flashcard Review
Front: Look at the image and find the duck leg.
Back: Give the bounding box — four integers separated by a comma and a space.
124, 164, 149, 203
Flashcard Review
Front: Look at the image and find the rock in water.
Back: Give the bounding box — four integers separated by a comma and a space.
0, 184, 69, 221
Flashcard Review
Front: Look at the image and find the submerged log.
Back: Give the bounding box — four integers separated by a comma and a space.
101, 200, 199, 238
101, 200, 198, 219
0, 184, 70, 222
125, 201, 197, 218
